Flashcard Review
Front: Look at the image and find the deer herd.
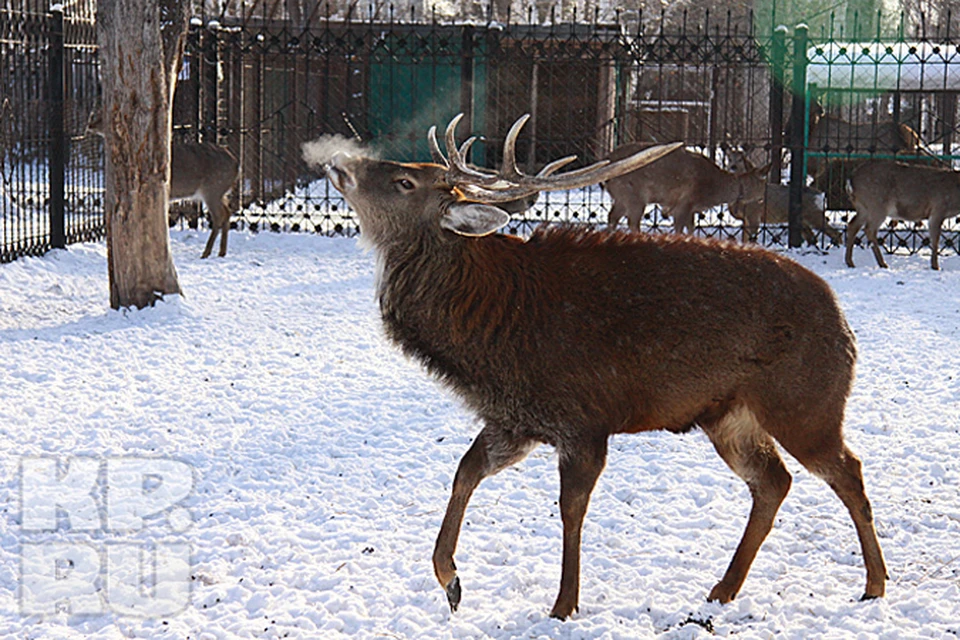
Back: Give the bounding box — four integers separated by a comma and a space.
598, 112, 957, 271
92, 106, 949, 617
89, 102, 958, 269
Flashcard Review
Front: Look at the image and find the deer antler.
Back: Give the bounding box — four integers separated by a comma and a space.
428, 116, 503, 186
428, 114, 683, 203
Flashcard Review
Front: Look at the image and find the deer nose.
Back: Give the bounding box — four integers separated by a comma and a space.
326, 153, 356, 193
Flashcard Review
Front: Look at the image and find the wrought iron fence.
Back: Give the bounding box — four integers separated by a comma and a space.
1, 2, 101, 262
171, 10, 783, 241
2, 2, 959, 263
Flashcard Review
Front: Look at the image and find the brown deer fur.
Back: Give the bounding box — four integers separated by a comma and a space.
790, 103, 920, 177
846, 160, 960, 270
325, 142, 886, 620
87, 110, 239, 258
604, 144, 767, 234
731, 183, 842, 245
724, 151, 842, 246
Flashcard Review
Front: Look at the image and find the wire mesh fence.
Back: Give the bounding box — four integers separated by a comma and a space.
2, 2, 959, 263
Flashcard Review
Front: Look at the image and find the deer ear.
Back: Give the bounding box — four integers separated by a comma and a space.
440, 203, 511, 237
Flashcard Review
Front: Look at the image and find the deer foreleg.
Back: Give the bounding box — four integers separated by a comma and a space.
549, 436, 607, 620
433, 427, 536, 613
929, 213, 945, 270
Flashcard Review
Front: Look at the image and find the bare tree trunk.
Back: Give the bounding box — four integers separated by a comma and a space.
97, 0, 187, 309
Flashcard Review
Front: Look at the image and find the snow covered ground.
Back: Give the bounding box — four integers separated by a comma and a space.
0, 229, 958, 639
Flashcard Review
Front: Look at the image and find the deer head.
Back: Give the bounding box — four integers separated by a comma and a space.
326, 114, 682, 248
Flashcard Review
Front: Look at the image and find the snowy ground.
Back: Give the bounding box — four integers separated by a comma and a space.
0, 229, 958, 639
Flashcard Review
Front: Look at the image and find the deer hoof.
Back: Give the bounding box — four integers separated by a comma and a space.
860, 581, 885, 601
706, 583, 737, 604
445, 576, 461, 612
549, 604, 577, 620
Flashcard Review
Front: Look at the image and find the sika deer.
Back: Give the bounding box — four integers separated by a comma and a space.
790, 102, 921, 177
725, 150, 842, 245
846, 160, 960, 270
730, 184, 842, 245
322, 114, 887, 619
87, 110, 240, 258
604, 143, 768, 234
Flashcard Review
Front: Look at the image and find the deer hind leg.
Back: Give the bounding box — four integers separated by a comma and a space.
200, 195, 220, 259
700, 404, 792, 604
433, 426, 538, 613
928, 213, 945, 270
778, 435, 887, 600
845, 211, 867, 268
865, 216, 889, 268
217, 196, 230, 257
199, 192, 232, 259
550, 435, 608, 620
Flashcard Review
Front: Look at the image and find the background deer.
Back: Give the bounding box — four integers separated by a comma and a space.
725, 150, 842, 245
788, 102, 925, 210
320, 114, 887, 619
87, 110, 240, 258
846, 160, 960, 270
603, 143, 767, 234
801, 102, 920, 176
731, 184, 842, 245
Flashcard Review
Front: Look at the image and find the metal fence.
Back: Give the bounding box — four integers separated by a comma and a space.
1, 2, 101, 262
174, 9, 781, 240
3, 2, 960, 263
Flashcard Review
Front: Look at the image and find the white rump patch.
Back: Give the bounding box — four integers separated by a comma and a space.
709, 404, 776, 482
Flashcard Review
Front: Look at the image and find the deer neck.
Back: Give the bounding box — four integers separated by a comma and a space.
376, 231, 462, 317
716, 171, 745, 205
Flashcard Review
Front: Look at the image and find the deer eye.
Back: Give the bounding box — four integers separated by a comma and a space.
394, 178, 416, 192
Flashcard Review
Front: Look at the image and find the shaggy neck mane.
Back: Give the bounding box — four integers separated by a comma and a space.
377, 228, 542, 353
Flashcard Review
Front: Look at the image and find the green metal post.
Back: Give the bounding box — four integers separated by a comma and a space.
787, 25, 809, 249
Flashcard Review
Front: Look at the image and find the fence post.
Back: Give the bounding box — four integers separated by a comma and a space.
787, 25, 809, 249
189, 24, 202, 137
48, 8, 66, 250
460, 25, 476, 161
201, 23, 220, 143
767, 26, 787, 184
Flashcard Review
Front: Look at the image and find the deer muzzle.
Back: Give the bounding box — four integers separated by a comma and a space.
326, 153, 357, 194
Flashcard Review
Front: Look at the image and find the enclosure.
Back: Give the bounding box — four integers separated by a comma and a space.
3, 1, 960, 261
2, 2, 960, 637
